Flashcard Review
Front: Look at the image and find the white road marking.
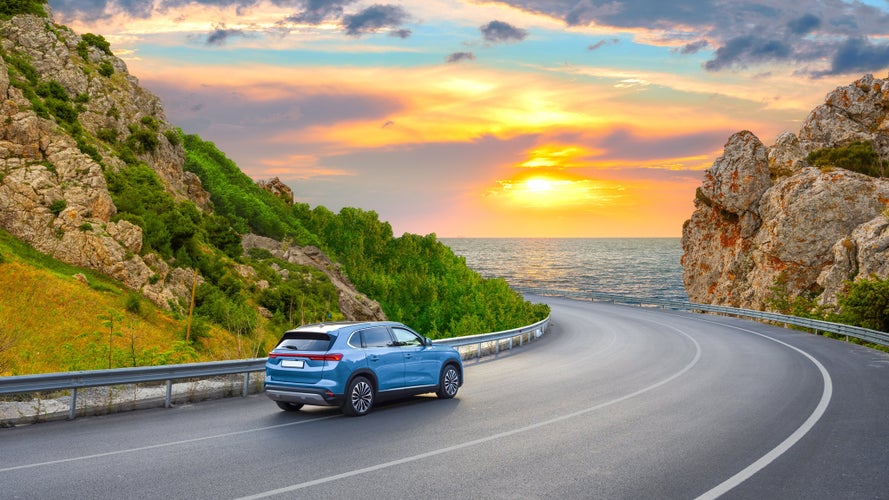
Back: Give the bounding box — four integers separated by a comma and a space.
236, 324, 703, 499
692, 319, 833, 500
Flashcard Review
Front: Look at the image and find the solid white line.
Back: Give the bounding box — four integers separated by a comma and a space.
236, 324, 703, 500
0, 415, 339, 473
692, 319, 833, 499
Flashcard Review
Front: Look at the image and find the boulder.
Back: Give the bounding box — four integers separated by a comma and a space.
683, 74, 889, 310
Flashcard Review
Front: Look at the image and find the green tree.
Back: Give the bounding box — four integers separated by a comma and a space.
835, 276, 889, 332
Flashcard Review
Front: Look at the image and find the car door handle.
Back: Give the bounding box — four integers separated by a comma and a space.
369, 355, 380, 362
404, 353, 413, 359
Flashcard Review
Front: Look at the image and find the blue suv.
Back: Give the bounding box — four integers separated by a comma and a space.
265, 321, 463, 416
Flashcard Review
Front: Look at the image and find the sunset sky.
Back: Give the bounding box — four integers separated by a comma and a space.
48, 0, 889, 237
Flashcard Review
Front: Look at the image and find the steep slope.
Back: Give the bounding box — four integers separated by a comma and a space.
682, 74, 889, 310
0, 10, 382, 318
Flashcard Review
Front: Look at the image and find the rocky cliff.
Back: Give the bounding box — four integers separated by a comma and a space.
0, 11, 384, 320
682, 74, 889, 310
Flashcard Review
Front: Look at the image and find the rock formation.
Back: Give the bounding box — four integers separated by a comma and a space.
241, 234, 386, 321
256, 177, 294, 205
0, 11, 383, 320
682, 74, 889, 310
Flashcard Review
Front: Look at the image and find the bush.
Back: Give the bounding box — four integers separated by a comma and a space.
35, 80, 69, 101
807, 141, 887, 178
81, 33, 112, 54
0, 0, 47, 18
125, 294, 142, 314
834, 276, 889, 332
49, 199, 66, 215
98, 62, 114, 77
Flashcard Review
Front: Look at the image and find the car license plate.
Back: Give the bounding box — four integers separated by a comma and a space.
281, 359, 305, 368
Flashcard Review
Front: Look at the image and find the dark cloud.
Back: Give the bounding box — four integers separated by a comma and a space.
286, 0, 355, 25
206, 25, 246, 46
480, 20, 528, 44
587, 38, 619, 51
390, 29, 412, 39
48, 0, 153, 21
488, 0, 889, 76
680, 40, 708, 55
705, 36, 791, 71
342, 4, 410, 37
446, 51, 476, 63
49, 0, 303, 21
787, 14, 821, 35
815, 37, 889, 77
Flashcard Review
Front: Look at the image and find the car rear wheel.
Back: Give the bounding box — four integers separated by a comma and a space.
276, 401, 304, 412
343, 376, 374, 416
436, 364, 460, 399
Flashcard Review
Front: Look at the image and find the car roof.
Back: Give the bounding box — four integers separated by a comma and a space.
285, 321, 406, 336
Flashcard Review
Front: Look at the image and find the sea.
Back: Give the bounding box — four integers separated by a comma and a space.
440, 238, 688, 302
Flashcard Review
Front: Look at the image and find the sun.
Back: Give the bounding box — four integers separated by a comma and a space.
525, 177, 554, 192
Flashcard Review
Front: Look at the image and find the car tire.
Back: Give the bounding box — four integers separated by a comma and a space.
436, 364, 460, 399
275, 401, 304, 412
342, 376, 374, 417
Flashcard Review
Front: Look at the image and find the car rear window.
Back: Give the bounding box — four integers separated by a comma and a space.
274, 331, 333, 352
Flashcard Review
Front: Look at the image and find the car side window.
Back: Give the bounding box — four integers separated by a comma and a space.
361, 327, 394, 348
392, 327, 423, 347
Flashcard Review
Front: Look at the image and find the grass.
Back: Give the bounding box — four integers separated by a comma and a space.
0, 229, 276, 376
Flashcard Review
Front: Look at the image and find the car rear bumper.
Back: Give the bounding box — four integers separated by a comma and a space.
265, 385, 343, 407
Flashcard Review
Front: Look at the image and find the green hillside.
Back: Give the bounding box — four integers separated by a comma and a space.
181, 133, 549, 337
0, 2, 548, 376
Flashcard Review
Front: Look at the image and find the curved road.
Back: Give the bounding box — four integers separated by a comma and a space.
2, 297, 888, 499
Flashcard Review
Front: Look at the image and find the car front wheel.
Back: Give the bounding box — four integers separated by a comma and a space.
343, 376, 374, 416
436, 364, 460, 399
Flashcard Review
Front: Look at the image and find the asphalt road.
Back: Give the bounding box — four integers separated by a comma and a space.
2, 296, 888, 499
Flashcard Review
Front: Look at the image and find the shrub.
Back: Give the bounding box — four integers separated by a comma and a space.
164, 129, 181, 146
807, 141, 887, 178
125, 294, 141, 314
75, 41, 89, 60
80, 33, 112, 55
96, 127, 118, 144
98, 62, 114, 77
35, 80, 69, 101
834, 275, 889, 332
0, 0, 47, 18
78, 222, 92, 232
76, 138, 102, 163
48, 199, 66, 216
127, 125, 159, 153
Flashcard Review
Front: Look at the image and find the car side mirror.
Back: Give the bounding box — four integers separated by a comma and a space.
425, 337, 433, 346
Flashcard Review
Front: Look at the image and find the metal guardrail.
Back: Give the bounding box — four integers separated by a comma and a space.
0, 317, 550, 421
568, 290, 888, 347
6, 289, 885, 423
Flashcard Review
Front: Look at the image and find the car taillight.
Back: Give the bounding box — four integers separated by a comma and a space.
268, 352, 343, 361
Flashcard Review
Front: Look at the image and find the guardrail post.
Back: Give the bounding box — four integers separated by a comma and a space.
509, 337, 513, 350
68, 388, 77, 420
477, 342, 481, 360
165, 379, 173, 408
242, 372, 250, 397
